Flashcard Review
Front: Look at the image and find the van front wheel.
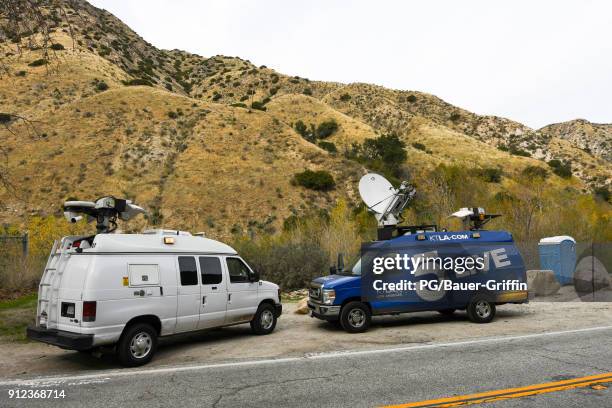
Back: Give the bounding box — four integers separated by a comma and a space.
251, 303, 277, 335
340, 301, 371, 333
117, 323, 157, 367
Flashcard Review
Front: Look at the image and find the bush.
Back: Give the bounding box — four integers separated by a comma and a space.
406, 94, 417, 103
50, 43, 65, 50
521, 165, 548, 180
230, 102, 247, 108
123, 78, 153, 86
28, 59, 47, 67
548, 159, 572, 178
478, 167, 503, 183
96, 81, 109, 91
293, 170, 335, 191
340, 93, 351, 101
233, 239, 329, 290
167, 111, 178, 119
15, 70, 26, 77
450, 112, 461, 122
318, 141, 337, 153
251, 101, 267, 111
303, 88, 313, 96
594, 186, 610, 202
316, 119, 339, 139
294, 120, 309, 138
411, 142, 426, 151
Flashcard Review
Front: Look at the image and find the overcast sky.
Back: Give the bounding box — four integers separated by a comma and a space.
88, 0, 611, 129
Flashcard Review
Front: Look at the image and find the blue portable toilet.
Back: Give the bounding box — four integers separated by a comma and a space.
538, 236, 577, 285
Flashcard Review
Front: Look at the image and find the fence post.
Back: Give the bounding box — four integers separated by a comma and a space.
22, 232, 29, 258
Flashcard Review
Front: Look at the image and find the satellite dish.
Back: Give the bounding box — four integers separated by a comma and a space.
359, 173, 415, 227
359, 173, 397, 214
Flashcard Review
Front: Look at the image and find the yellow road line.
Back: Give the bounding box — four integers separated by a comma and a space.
383, 372, 612, 408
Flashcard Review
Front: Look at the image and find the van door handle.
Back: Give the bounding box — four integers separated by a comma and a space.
227, 293, 231, 303
212, 286, 217, 290
202, 296, 206, 305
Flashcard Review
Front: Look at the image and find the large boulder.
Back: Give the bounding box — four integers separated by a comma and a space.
527, 270, 561, 297
574, 256, 611, 299
294, 297, 309, 314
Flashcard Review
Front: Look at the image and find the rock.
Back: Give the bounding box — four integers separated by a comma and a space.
294, 297, 309, 314
573, 256, 611, 298
527, 270, 561, 297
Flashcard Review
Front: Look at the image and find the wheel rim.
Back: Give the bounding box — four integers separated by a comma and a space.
475, 301, 491, 318
261, 309, 274, 330
130, 332, 152, 359
348, 308, 365, 328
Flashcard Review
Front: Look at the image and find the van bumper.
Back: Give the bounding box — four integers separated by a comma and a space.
308, 300, 341, 321
26, 325, 94, 351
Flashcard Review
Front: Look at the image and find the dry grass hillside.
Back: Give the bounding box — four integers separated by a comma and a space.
0, 0, 610, 241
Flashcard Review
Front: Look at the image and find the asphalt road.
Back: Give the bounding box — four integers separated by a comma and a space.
1, 326, 610, 408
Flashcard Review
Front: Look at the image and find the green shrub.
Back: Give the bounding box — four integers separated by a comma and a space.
293, 170, 335, 191
15, 70, 26, 77
316, 119, 339, 139
521, 166, 548, 180
478, 167, 504, 183
251, 101, 267, 111
0, 113, 12, 124
548, 159, 572, 178
212, 92, 222, 101
230, 102, 247, 108
450, 112, 461, 122
411, 142, 426, 151
167, 111, 178, 119
96, 81, 109, 91
406, 94, 417, 103
340, 93, 351, 101
303, 88, 313, 96
318, 141, 337, 153
50, 43, 65, 50
28, 59, 47, 67
123, 78, 153, 86
594, 186, 610, 202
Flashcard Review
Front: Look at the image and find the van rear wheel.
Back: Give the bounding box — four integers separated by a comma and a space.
467, 296, 496, 323
117, 323, 157, 367
251, 303, 277, 335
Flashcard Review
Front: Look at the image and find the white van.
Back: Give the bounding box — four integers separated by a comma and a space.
27, 229, 282, 366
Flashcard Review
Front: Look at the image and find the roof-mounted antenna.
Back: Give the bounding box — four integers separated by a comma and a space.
359, 173, 416, 239
63, 196, 147, 233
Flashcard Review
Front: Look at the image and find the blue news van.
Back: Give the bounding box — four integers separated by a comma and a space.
308, 226, 528, 333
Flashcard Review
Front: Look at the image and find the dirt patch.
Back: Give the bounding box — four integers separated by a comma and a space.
0, 301, 611, 379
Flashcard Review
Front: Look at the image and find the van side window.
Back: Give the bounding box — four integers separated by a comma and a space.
199, 257, 222, 285
226, 258, 251, 283
178, 256, 198, 286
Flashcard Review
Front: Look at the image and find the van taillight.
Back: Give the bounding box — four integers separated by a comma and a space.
82, 301, 96, 322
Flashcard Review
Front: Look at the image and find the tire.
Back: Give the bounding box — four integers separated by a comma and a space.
117, 323, 157, 367
250, 303, 277, 335
437, 308, 456, 316
340, 301, 371, 333
467, 295, 496, 323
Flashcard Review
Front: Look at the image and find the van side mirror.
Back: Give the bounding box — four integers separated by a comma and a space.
249, 270, 260, 282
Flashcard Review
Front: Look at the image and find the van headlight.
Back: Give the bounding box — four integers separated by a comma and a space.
322, 289, 336, 305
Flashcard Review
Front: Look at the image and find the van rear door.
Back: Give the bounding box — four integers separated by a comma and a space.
197, 256, 227, 329
175, 256, 201, 332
